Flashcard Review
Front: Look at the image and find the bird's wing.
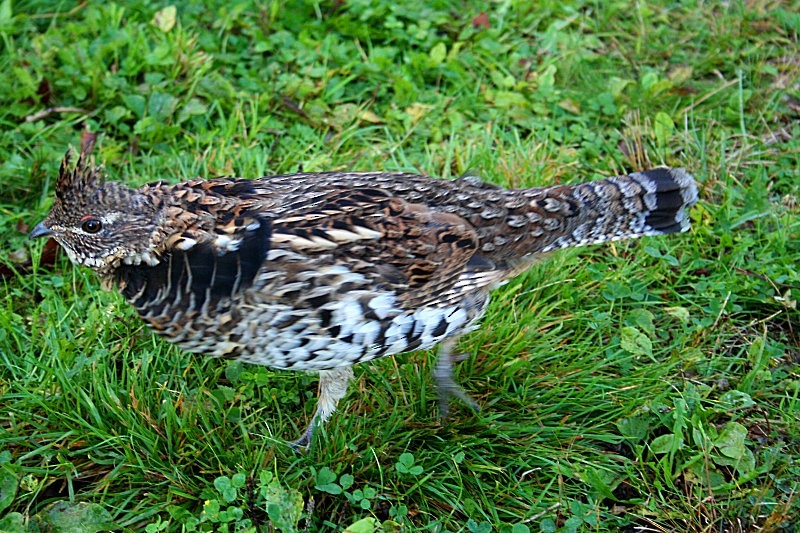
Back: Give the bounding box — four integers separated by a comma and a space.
136, 178, 502, 313
260, 185, 502, 309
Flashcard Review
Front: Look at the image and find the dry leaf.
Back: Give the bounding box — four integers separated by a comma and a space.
472, 12, 490, 29
358, 110, 383, 124
152, 5, 177, 33
405, 103, 432, 123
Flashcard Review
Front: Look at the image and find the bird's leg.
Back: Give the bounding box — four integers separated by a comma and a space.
292, 365, 354, 449
433, 338, 480, 420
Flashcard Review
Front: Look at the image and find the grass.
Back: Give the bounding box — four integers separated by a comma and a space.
1, 0, 798, 531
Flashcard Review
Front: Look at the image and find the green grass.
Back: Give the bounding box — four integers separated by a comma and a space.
1, 0, 799, 531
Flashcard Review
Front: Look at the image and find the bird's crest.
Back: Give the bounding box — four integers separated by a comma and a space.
55, 144, 106, 205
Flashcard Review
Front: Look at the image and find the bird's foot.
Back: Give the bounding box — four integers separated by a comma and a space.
437, 382, 481, 421
434, 348, 480, 421
289, 424, 314, 452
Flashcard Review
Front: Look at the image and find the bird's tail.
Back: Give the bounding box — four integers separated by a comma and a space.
532, 167, 699, 254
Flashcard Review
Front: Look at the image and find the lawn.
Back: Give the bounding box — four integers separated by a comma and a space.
1, 1, 798, 531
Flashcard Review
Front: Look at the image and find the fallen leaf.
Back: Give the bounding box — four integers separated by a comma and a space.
39, 238, 60, 268
358, 110, 383, 124
667, 65, 693, 84
80, 129, 97, 155
472, 12, 490, 29
405, 103, 432, 123
37, 78, 53, 104
9, 248, 28, 264
558, 98, 580, 114
152, 5, 177, 32
0, 238, 60, 279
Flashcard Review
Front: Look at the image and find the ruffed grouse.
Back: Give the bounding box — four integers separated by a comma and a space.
31, 146, 698, 447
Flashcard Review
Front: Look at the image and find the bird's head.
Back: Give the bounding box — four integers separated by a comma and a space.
30, 148, 162, 273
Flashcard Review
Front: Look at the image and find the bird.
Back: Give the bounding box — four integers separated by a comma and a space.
30, 144, 698, 447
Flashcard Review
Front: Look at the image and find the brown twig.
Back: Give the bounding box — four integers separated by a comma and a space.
29, 2, 88, 19
735, 267, 800, 291
24, 107, 87, 123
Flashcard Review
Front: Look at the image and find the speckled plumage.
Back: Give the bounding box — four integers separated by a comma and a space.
31, 147, 698, 447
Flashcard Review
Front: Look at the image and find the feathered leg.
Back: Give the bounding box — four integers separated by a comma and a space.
292, 365, 354, 449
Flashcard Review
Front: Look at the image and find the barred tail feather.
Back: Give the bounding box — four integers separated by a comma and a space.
537, 167, 698, 253
627, 167, 698, 235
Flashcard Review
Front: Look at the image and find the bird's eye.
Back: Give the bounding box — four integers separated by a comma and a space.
81, 217, 102, 234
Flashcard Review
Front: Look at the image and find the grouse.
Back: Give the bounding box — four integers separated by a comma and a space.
30, 145, 698, 447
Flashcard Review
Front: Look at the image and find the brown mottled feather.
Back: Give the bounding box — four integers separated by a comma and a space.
31, 147, 698, 445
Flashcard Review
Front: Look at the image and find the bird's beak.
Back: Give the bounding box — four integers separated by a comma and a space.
29, 222, 55, 239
